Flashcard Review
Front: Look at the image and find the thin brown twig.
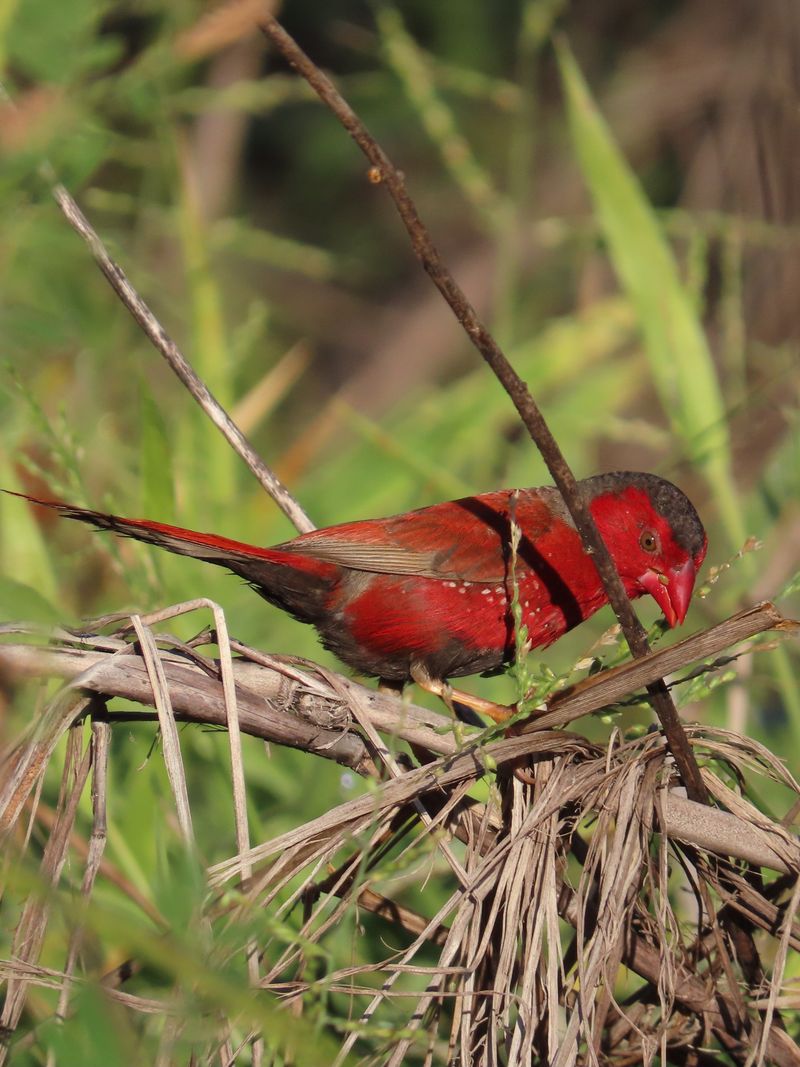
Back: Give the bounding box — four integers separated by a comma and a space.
258, 14, 707, 804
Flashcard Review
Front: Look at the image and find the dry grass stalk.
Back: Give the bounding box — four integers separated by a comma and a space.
131, 615, 195, 845
0, 722, 93, 1066
52, 720, 110, 1028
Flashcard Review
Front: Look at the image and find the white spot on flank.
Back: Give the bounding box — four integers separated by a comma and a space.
481, 588, 490, 595
445, 581, 457, 588
459, 587, 466, 594
494, 586, 503, 595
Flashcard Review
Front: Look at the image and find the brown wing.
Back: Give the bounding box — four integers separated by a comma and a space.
279, 488, 561, 583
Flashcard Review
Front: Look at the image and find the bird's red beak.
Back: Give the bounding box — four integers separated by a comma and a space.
638, 559, 696, 628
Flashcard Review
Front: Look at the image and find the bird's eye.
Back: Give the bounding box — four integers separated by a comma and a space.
639, 530, 658, 553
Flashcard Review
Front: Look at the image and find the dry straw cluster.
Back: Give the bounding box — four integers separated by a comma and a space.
1, 602, 799, 1064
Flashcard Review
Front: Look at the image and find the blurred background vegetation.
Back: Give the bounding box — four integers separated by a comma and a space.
1, 0, 799, 1062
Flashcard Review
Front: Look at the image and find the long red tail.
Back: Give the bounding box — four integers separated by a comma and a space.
5, 490, 336, 619
6, 490, 290, 565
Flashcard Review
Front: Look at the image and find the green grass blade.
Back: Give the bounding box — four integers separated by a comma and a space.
556, 41, 747, 552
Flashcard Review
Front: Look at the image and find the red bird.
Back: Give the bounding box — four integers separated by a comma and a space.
12, 472, 706, 685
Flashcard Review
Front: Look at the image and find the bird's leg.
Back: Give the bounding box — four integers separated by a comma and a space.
377, 677, 405, 698
409, 663, 516, 725
410, 665, 539, 783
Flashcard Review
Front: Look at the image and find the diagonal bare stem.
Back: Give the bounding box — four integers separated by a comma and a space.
47, 182, 314, 535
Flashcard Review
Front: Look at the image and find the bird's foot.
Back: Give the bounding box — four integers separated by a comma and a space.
411, 666, 541, 784
408, 666, 544, 784
409, 664, 516, 725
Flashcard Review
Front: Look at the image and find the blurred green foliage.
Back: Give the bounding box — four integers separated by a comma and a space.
1, 0, 799, 1062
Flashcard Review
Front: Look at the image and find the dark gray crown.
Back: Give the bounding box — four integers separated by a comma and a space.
581, 471, 706, 557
